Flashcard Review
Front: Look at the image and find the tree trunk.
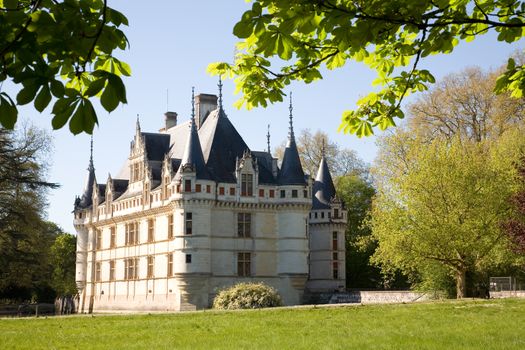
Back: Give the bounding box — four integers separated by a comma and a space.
455, 268, 467, 299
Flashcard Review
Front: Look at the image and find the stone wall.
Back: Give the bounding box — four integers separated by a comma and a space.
490, 291, 525, 299
323, 291, 430, 304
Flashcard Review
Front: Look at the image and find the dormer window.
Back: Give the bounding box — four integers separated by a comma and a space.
241, 174, 253, 196
131, 162, 143, 182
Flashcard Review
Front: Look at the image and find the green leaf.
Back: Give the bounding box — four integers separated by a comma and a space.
233, 19, 254, 39
16, 83, 40, 105
50, 80, 65, 98
52, 98, 78, 130
100, 82, 118, 112
0, 93, 18, 129
69, 99, 97, 134
84, 78, 107, 97
34, 85, 52, 112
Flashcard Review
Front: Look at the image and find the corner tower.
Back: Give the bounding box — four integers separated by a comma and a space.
306, 142, 347, 292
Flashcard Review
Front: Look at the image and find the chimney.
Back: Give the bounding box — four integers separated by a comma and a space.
165, 111, 177, 130
195, 94, 218, 129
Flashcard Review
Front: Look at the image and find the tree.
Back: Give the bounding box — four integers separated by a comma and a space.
370, 132, 525, 298
502, 156, 525, 255
0, 125, 59, 301
275, 128, 367, 177
208, 0, 525, 137
50, 232, 77, 296
0, 0, 129, 134
335, 174, 385, 289
408, 67, 525, 142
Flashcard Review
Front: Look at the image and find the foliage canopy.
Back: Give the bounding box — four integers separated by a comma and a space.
0, 0, 129, 134
208, 0, 525, 136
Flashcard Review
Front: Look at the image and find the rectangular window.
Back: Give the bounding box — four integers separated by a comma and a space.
269, 189, 275, 198
95, 262, 101, 282
219, 187, 225, 195
333, 262, 339, 279
96, 229, 102, 250
206, 185, 211, 193
125, 258, 138, 280
110, 227, 116, 248
147, 256, 154, 278
109, 260, 115, 281
333, 252, 338, 260
229, 187, 235, 196
125, 222, 139, 245
334, 208, 339, 218
303, 189, 308, 198
332, 232, 338, 251
259, 189, 264, 197
185, 254, 192, 264
237, 252, 251, 277
185, 212, 192, 235
292, 189, 298, 198
148, 218, 155, 242
168, 214, 174, 239
184, 179, 192, 192
280, 190, 285, 198
167, 254, 173, 277
237, 213, 252, 238
196, 184, 201, 192
241, 174, 253, 196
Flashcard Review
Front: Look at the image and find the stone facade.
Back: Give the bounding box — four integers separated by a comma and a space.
74, 89, 345, 312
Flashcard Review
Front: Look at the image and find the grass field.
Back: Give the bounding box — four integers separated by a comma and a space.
1, 298, 524, 349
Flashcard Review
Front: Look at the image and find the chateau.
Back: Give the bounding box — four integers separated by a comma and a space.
73, 86, 347, 312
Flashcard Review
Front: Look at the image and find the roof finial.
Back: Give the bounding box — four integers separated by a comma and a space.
191, 86, 195, 122
89, 134, 94, 169
267, 124, 271, 154
288, 92, 294, 140
218, 76, 223, 110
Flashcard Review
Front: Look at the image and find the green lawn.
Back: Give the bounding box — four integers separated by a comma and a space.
1, 298, 524, 349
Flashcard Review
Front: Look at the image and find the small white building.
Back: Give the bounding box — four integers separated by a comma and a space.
74, 88, 346, 312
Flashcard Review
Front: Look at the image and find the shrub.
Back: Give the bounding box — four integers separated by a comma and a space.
212, 282, 283, 310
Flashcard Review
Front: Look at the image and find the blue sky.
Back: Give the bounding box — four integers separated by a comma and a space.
9, 1, 523, 234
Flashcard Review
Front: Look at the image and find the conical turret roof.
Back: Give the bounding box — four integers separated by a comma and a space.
179, 88, 211, 180
77, 136, 96, 209
278, 93, 305, 185
312, 149, 336, 209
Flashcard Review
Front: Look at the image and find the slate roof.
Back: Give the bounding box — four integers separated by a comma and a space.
142, 133, 171, 161
198, 107, 251, 183
77, 159, 96, 209
312, 155, 336, 210
278, 138, 306, 185
80, 93, 314, 207
178, 116, 211, 180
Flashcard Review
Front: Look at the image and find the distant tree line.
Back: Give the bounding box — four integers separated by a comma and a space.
0, 126, 76, 303
291, 59, 525, 298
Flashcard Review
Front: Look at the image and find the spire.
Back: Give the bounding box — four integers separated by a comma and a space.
179, 87, 211, 180
88, 134, 94, 171
278, 92, 306, 185
77, 135, 97, 209
267, 124, 271, 154
218, 76, 223, 110
312, 149, 336, 210
191, 86, 196, 122
135, 114, 141, 136
288, 92, 294, 140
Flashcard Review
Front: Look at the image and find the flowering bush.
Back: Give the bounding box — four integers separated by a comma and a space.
212, 282, 283, 310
